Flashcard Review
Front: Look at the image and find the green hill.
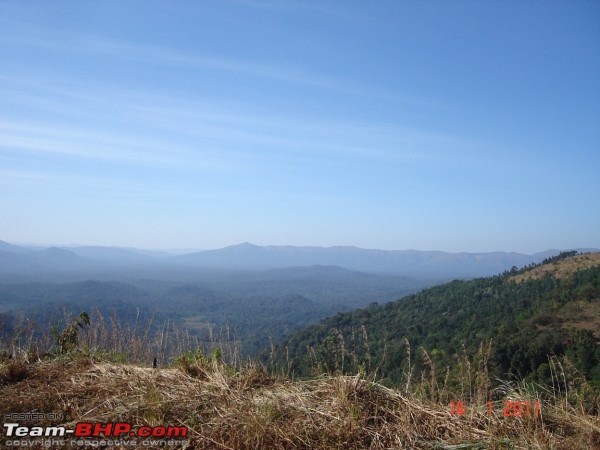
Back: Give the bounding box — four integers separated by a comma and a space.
270, 252, 600, 392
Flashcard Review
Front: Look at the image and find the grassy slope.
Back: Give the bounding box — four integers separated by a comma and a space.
510, 253, 600, 283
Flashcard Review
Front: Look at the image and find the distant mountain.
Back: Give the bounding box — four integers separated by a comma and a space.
173, 243, 600, 278
0, 240, 30, 254
0, 243, 164, 281
1, 239, 598, 281
65, 246, 158, 264
0, 250, 38, 274
32, 247, 88, 265
0, 246, 89, 278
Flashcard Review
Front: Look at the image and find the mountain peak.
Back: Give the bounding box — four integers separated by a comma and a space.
235, 242, 259, 248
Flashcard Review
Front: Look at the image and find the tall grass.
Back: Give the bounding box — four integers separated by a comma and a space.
1, 315, 598, 449
0, 307, 242, 368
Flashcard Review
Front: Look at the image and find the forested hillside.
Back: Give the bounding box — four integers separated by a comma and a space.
272, 252, 600, 391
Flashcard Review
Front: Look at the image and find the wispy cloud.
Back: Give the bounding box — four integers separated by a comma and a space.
1, 25, 438, 109
0, 120, 248, 173
0, 73, 495, 174
0, 59, 498, 176
1, 32, 367, 97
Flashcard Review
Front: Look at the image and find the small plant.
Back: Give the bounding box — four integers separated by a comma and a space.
176, 347, 226, 377
212, 347, 222, 362
51, 311, 90, 354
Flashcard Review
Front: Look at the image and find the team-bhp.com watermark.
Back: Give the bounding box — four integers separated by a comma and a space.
3, 421, 189, 447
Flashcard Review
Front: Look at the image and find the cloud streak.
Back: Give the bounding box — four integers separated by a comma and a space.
1, 26, 437, 109
1, 32, 368, 97
0, 71, 500, 176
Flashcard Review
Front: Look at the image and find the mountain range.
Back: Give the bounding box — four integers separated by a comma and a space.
0, 240, 597, 280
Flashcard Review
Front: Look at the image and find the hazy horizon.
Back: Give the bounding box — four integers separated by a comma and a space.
1, 1, 599, 254
3, 238, 598, 257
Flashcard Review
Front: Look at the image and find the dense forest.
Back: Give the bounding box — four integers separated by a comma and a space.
0, 267, 427, 356
270, 252, 600, 391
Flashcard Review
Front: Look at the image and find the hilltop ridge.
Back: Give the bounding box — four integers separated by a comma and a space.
511, 252, 600, 283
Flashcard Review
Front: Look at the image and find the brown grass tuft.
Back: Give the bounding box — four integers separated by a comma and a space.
0, 358, 30, 384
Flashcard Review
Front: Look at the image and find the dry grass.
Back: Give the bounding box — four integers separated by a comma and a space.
1, 356, 598, 449
510, 253, 600, 283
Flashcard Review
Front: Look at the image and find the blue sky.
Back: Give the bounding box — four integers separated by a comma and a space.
1, 0, 599, 253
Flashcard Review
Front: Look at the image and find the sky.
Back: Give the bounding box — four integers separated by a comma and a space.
1, 0, 599, 253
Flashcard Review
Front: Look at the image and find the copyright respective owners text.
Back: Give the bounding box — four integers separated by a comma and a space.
3, 416, 190, 448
